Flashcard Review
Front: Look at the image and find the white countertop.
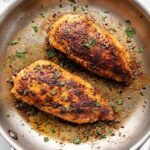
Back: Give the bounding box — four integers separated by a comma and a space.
0, 0, 149, 150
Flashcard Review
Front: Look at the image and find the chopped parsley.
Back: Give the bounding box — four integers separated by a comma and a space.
85, 4, 88, 8
40, 13, 45, 18
82, 38, 96, 49
47, 50, 57, 58
104, 10, 109, 13
32, 26, 38, 33
15, 51, 26, 58
125, 20, 131, 25
138, 47, 144, 53
81, 6, 85, 11
67, 47, 72, 54
95, 102, 100, 107
73, 6, 77, 11
6, 114, 10, 118
9, 41, 18, 46
51, 89, 58, 96
59, 4, 63, 8
68, 0, 76, 3
23, 90, 29, 96
73, 137, 81, 144
88, 38, 96, 46
44, 137, 49, 142
108, 129, 113, 136
115, 99, 123, 105
102, 16, 107, 21
51, 128, 56, 133
96, 131, 106, 138
125, 27, 136, 38
60, 81, 65, 86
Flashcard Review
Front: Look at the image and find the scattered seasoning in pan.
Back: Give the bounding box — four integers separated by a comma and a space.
85, 4, 88, 8
59, 4, 63, 8
44, 137, 49, 142
68, 0, 76, 4
96, 131, 106, 138
82, 38, 96, 49
104, 10, 109, 13
6, 114, 10, 118
51, 128, 56, 133
125, 27, 136, 38
15, 51, 26, 58
102, 16, 107, 21
40, 13, 45, 18
8, 55, 15, 63
47, 50, 57, 58
23, 90, 29, 96
9, 41, 18, 46
88, 38, 96, 46
51, 89, 58, 96
73, 6, 77, 11
73, 137, 81, 144
125, 20, 131, 25
32, 26, 38, 33
138, 47, 144, 53
95, 101, 100, 107
115, 99, 123, 105
60, 81, 65, 86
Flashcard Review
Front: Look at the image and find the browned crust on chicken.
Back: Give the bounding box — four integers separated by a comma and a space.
49, 14, 133, 85
11, 60, 114, 124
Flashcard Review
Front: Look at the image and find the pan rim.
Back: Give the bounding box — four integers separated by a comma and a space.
0, 0, 149, 149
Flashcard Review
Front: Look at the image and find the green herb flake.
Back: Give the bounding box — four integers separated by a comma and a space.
102, 16, 107, 21
6, 114, 10, 118
108, 129, 113, 136
51, 128, 56, 133
68, 0, 76, 3
125, 20, 131, 25
81, 6, 85, 11
66, 105, 70, 111
60, 81, 65, 86
82, 43, 90, 49
47, 50, 57, 58
115, 99, 123, 105
59, 4, 63, 8
15, 51, 26, 58
125, 27, 136, 38
67, 47, 72, 54
104, 10, 109, 13
32, 26, 38, 33
73, 137, 81, 144
73, 6, 77, 11
85, 4, 88, 8
8, 55, 15, 63
9, 41, 18, 46
40, 13, 45, 18
138, 47, 144, 53
23, 90, 29, 96
51, 89, 58, 96
95, 101, 100, 107
88, 38, 96, 46
44, 137, 49, 142
96, 131, 106, 138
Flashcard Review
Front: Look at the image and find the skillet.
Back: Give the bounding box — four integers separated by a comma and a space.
0, 0, 150, 150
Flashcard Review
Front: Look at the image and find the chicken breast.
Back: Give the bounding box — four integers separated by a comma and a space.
11, 60, 114, 124
49, 14, 133, 85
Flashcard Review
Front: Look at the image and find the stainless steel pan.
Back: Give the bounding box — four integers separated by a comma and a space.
0, 0, 150, 150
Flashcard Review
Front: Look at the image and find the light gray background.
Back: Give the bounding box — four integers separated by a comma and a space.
0, 0, 149, 149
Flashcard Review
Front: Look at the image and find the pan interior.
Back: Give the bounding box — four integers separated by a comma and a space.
0, 0, 150, 150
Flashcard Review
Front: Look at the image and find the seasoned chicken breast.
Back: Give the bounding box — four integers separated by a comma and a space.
11, 60, 114, 124
49, 14, 133, 85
